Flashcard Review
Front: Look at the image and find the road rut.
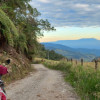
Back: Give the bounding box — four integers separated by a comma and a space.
6, 64, 80, 100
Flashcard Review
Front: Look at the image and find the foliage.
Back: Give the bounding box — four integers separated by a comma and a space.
44, 60, 100, 100
0, 9, 18, 46
15, 34, 28, 53
0, 0, 55, 59
37, 44, 65, 61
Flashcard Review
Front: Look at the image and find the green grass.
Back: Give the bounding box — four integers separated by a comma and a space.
43, 60, 100, 100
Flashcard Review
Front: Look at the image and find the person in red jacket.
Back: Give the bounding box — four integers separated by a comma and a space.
0, 65, 8, 80
0, 59, 10, 80
0, 81, 6, 100
0, 59, 10, 95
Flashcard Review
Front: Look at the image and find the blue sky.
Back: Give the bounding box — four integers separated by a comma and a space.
30, 0, 100, 42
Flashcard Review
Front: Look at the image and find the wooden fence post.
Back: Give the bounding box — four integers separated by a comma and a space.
76, 60, 77, 65
95, 60, 98, 70
71, 58, 73, 63
81, 59, 83, 66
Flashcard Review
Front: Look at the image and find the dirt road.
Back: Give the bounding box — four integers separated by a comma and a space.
6, 64, 80, 100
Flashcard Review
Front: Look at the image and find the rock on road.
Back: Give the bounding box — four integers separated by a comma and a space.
6, 64, 80, 100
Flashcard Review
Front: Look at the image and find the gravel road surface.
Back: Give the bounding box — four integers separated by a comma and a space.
6, 64, 80, 100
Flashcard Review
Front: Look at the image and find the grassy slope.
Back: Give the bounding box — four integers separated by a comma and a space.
55, 49, 95, 61
42, 43, 96, 61
43, 59, 100, 100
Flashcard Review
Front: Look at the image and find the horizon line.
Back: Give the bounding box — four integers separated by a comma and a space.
40, 38, 100, 43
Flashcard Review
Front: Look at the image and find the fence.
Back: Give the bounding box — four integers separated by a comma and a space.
66, 58, 99, 70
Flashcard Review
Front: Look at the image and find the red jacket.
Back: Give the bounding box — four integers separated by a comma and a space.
0, 87, 6, 100
0, 65, 8, 75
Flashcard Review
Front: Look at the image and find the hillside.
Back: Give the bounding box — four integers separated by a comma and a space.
46, 38, 100, 49
42, 43, 97, 61
0, 0, 55, 84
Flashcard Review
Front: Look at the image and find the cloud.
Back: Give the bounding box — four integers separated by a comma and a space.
73, 4, 92, 11
74, 4, 89, 8
30, 0, 100, 27
38, 0, 50, 3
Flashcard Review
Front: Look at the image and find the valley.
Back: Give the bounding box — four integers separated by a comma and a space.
42, 38, 100, 61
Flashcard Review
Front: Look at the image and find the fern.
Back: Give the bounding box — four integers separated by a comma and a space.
0, 9, 18, 46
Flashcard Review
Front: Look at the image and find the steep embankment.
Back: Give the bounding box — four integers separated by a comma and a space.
0, 46, 33, 84
0, 8, 33, 84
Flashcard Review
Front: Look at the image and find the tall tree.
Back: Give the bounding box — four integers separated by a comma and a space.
0, 0, 55, 60
0, 9, 18, 47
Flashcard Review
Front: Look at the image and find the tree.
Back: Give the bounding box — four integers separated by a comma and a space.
38, 44, 65, 61
0, 9, 18, 47
0, 0, 55, 60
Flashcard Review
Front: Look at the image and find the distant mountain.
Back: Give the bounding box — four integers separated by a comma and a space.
42, 43, 100, 56
46, 38, 100, 49
42, 43, 97, 61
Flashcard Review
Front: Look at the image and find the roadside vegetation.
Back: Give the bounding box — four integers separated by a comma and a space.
0, 0, 99, 99
36, 45, 65, 61
0, 51, 33, 85
43, 59, 100, 100
0, 0, 55, 84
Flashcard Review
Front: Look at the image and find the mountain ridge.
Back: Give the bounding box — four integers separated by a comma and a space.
42, 38, 100, 50
41, 42, 100, 61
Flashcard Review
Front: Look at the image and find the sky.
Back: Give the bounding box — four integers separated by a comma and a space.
30, 0, 100, 42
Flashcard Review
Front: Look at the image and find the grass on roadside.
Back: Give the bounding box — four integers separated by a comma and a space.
43, 60, 100, 100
